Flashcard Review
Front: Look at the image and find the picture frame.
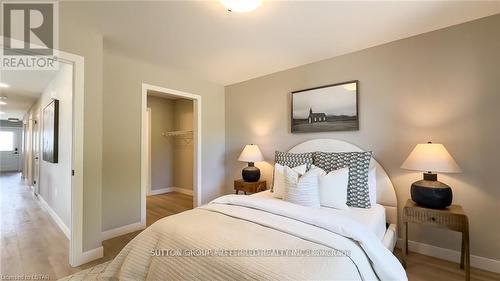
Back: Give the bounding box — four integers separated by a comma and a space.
291, 80, 359, 133
42, 99, 59, 163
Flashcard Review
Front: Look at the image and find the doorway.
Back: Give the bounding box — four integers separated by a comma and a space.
0, 126, 22, 172
141, 83, 202, 227
32, 115, 40, 194
0, 36, 86, 268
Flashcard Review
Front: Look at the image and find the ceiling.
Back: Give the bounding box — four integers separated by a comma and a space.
63, 1, 500, 85
0, 70, 57, 120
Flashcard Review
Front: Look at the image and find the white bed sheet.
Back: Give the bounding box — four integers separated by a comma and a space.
252, 190, 387, 241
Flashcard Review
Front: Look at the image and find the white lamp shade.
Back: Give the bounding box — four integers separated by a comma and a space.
238, 144, 264, 163
401, 143, 461, 173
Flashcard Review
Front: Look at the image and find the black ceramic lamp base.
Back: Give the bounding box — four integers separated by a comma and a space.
411, 172, 452, 209
242, 162, 260, 182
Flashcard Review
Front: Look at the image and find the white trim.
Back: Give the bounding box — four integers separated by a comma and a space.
141, 83, 202, 228
101, 222, 146, 241
149, 187, 194, 196
172, 187, 193, 196
397, 239, 500, 273
73, 247, 103, 267
146, 108, 152, 196
37, 195, 70, 239
149, 187, 173, 195
66, 50, 87, 267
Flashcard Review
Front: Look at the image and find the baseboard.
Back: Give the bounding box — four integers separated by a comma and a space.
149, 187, 173, 195
171, 187, 193, 196
37, 195, 71, 239
150, 186, 193, 196
397, 239, 500, 273
73, 246, 103, 266
101, 221, 146, 241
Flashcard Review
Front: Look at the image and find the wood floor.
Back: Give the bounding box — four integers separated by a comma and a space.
1, 172, 499, 281
0, 172, 192, 280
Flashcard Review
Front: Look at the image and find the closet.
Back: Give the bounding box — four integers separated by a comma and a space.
147, 94, 194, 197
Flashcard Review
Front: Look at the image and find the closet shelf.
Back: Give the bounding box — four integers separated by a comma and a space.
165, 130, 193, 137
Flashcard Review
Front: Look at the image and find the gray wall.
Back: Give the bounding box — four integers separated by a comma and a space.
173, 99, 194, 191
102, 48, 225, 231
225, 15, 500, 260
147, 96, 175, 191
147, 97, 194, 192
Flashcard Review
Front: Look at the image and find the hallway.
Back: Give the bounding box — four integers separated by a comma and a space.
0, 172, 193, 280
0, 172, 83, 279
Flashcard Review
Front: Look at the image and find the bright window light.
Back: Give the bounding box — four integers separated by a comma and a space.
0, 131, 14, 151
0, 83, 9, 88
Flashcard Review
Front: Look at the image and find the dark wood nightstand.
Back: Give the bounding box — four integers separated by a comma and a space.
234, 179, 267, 195
402, 199, 470, 281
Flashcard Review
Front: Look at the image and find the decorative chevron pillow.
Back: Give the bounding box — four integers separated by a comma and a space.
313, 151, 373, 208
272, 151, 314, 192
275, 151, 314, 168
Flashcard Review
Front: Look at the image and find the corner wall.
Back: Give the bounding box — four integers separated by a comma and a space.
147, 96, 175, 191
102, 48, 225, 231
225, 15, 500, 262
60, 2, 104, 252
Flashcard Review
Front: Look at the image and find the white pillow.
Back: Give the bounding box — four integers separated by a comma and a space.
318, 167, 350, 210
283, 165, 321, 208
368, 166, 377, 206
272, 163, 307, 199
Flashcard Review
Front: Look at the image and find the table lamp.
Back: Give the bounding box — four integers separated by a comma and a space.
238, 144, 264, 182
401, 142, 461, 209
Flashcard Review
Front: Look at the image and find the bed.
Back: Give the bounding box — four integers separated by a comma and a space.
61, 139, 405, 281
287, 139, 399, 252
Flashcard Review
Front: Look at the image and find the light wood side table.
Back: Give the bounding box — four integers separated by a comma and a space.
234, 179, 267, 195
402, 199, 470, 281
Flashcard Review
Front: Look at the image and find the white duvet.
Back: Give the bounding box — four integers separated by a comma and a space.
62, 195, 407, 281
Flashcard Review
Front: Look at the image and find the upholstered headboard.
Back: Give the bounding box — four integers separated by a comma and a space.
288, 139, 398, 225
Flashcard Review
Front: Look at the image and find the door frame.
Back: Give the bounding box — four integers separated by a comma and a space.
32, 116, 40, 193
146, 107, 152, 196
141, 83, 202, 226
0, 37, 86, 267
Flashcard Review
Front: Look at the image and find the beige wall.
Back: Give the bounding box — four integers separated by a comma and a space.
60, 2, 103, 252
23, 63, 73, 229
147, 96, 175, 191
225, 15, 500, 261
102, 48, 225, 231
173, 99, 194, 191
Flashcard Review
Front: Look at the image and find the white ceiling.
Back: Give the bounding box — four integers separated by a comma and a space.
0, 70, 57, 120
64, 1, 500, 85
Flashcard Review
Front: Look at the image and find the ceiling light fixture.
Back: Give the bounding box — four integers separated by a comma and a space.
0, 101, 6, 105
0, 83, 9, 88
220, 0, 262, 12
